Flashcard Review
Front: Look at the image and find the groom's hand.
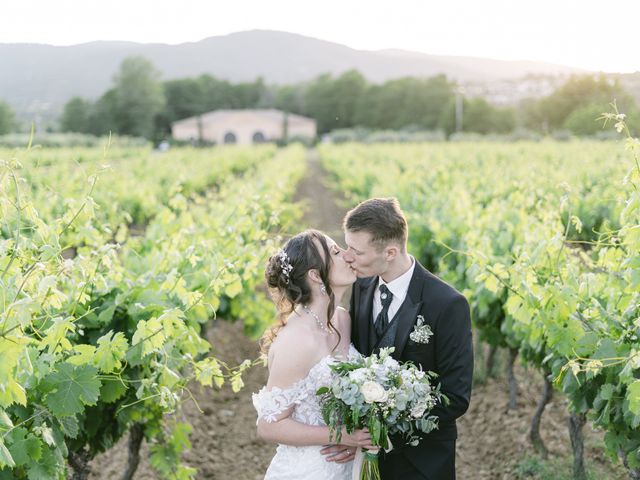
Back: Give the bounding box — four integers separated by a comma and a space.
320, 444, 356, 464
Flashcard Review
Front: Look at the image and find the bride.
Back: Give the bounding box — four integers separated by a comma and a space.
253, 230, 373, 479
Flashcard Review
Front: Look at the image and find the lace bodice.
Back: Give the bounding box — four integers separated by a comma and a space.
252, 344, 361, 479
253, 344, 359, 426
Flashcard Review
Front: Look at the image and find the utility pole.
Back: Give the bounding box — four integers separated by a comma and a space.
455, 86, 464, 133
197, 115, 203, 146
282, 111, 289, 145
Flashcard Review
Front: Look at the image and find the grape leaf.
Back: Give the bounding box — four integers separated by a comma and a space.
194, 358, 224, 388
230, 372, 244, 393
59, 416, 79, 439
0, 439, 14, 469
0, 379, 27, 409
225, 279, 243, 298
94, 331, 128, 373
99, 378, 128, 403
627, 380, 640, 416
97, 304, 116, 325
6, 427, 42, 466
131, 318, 166, 356
67, 344, 97, 366
0, 410, 13, 432
43, 363, 101, 417
26, 446, 59, 480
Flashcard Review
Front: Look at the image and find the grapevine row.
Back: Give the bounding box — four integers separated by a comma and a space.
0, 144, 305, 479
318, 134, 638, 478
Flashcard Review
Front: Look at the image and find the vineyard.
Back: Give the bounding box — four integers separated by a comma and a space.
318, 114, 640, 479
1, 114, 640, 480
0, 143, 305, 479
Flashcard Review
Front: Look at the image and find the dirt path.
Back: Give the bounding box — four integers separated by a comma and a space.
90, 150, 623, 479
290, 148, 347, 240
89, 148, 349, 480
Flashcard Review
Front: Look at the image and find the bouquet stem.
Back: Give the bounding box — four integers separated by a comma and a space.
359, 450, 381, 480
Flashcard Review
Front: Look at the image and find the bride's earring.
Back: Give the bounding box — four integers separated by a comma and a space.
320, 285, 327, 295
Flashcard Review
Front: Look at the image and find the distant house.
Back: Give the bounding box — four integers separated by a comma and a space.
171, 109, 316, 145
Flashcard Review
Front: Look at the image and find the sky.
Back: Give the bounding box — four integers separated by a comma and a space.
2, 0, 638, 73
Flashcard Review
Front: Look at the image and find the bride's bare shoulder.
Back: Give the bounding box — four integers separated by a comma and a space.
266, 321, 320, 385
269, 322, 316, 357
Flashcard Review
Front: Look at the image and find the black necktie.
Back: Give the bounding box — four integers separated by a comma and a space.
374, 284, 393, 338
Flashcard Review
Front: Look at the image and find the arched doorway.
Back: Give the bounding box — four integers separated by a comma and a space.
252, 131, 266, 144
224, 132, 237, 144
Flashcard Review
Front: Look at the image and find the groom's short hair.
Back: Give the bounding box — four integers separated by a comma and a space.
343, 197, 407, 251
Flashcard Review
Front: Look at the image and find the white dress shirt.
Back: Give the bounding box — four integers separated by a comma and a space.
372, 256, 415, 324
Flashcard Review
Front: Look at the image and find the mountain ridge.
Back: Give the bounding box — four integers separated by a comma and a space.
1, 29, 588, 116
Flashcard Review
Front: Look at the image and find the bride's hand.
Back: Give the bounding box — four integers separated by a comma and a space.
320, 443, 356, 463
340, 427, 375, 449
320, 428, 374, 463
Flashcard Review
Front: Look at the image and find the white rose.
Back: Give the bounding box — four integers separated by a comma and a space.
360, 381, 389, 403
410, 402, 427, 418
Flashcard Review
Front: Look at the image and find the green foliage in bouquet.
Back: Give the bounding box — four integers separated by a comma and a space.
316, 348, 447, 480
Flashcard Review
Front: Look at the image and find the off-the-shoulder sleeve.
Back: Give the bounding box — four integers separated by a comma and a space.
252, 385, 301, 423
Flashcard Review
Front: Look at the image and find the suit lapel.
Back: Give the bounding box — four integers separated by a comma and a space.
357, 279, 376, 356
392, 265, 425, 360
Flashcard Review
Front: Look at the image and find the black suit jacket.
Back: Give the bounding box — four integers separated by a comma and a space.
350, 260, 473, 478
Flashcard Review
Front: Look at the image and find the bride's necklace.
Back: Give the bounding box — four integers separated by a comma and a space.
302, 305, 330, 333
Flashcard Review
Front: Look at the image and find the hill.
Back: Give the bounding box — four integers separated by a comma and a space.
1, 30, 585, 117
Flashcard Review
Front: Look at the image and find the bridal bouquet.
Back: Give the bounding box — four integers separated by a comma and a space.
316, 347, 446, 480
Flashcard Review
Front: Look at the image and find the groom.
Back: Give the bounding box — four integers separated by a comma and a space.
323, 197, 473, 479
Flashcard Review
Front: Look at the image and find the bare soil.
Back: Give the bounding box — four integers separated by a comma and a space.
290, 148, 347, 241
90, 150, 624, 480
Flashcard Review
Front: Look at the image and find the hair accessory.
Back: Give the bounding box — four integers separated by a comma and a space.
277, 250, 294, 283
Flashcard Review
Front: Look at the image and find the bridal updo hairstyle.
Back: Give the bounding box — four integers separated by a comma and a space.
260, 229, 341, 353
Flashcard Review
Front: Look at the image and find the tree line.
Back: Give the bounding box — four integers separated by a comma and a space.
1, 56, 638, 141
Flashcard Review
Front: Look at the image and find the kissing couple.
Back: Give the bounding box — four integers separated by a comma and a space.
253, 197, 474, 479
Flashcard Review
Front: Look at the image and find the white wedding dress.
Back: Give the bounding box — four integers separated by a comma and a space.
252, 344, 359, 479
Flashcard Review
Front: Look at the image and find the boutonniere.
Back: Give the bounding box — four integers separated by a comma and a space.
409, 315, 433, 344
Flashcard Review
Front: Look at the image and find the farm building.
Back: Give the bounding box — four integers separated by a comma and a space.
171, 109, 317, 145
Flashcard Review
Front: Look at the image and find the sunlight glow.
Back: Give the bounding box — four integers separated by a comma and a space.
1, 0, 638, 73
